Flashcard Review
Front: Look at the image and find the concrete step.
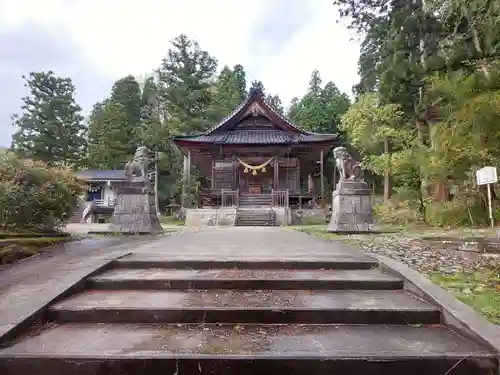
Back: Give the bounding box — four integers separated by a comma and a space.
48, 289, 440, 324
236, 222, 275, 226
236, 209, 275, 226
238, 196, 272, 207
87, 268, 400, 290
237, 214, 274, 218
0, 323, 495, 375
238, 203, 272, 205
236, 215, 274, 219
110, 257, 379, 270
236, 220, 275, 225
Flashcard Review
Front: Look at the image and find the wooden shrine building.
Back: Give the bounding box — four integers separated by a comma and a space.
173, 87, 339, 213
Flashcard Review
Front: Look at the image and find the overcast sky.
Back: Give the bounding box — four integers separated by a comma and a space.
0, 0, 360, 147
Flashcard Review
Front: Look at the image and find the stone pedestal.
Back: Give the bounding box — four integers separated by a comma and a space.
328, 179, 374, 233
109, 180, 163, 234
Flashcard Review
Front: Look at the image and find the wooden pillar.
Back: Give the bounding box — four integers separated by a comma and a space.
273, 156, 279, 189
296, 159, 300, 192
154, 151, 160, 215
233, 155, 237, 190
320, 149, 324, 206
182, 149, 191, 209
187, 149, 191, 182
211, 158, 215, 189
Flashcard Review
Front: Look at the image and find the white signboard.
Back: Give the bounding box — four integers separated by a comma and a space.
476, 166, 498, 186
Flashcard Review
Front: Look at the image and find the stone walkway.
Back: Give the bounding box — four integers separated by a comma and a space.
0, 226, 496, 374
129, 226, 374, 261
0, 227, 369, 341
0, 236, 157, 341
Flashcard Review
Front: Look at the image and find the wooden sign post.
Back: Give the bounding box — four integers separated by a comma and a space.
476, 166, 498, 228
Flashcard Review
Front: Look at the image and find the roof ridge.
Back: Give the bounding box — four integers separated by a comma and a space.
204, 89, 325, 136
204, 92, 253, 134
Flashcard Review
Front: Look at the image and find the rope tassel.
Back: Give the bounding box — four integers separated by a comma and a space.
237, 156, 274, 174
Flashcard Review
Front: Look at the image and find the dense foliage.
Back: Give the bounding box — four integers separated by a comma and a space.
334, 0, 500, 226
0, 153, 82, 231
11, 72, 86, 168
8, 33, 352, 213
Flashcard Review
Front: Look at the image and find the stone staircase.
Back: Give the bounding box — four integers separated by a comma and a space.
0, 255, 496, 374
67, 200, 86, 223
236, 208, 276, 226
238, 193, 272, 207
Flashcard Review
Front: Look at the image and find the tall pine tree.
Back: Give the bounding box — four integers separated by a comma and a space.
157, 34, 218, 134
87, 99, 130, 169
209, 64, 248, 121
11, 71, 86, 167
109, 75, 142, 154
287, 70, 350, 134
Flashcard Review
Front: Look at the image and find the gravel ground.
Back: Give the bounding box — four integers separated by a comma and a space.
341, 233, 500, 275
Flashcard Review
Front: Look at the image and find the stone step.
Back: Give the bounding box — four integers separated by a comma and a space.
236, 213, 274, 218
239, 202, 271, 204
110, 257, 379, 270
236, 217, 273, 220
236, 215, 274, 220
236, 209, 275, 226
236, 222, 275, 226
87, 268, 400, 290
238, 206, 272, 209
48, 289, 440, 324
0, 323, 495, 375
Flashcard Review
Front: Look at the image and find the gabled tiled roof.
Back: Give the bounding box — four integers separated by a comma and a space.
204, 87, 307, 135
173, 87, 338, 146
75, 169, 126, 181
175, 130, 336, 145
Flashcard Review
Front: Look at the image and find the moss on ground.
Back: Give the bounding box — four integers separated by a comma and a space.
0, 236, 72, 265
291, 225, 341, 240
430, 270, 500, 324
292, 224, 500, 325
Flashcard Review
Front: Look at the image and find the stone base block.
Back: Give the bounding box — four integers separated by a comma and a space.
109, 189, 163, 234
185, 208, 237, 226
328, 180, 374, 233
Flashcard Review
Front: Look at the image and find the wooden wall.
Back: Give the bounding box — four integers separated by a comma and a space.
211, 156, 302, 192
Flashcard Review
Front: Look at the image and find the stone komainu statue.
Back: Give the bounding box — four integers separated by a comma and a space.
81, 200, 96, 223
124, 146, 152, 180
333, 146, 363, 181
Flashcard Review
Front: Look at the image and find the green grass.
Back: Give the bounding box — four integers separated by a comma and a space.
430, 270, 500, 324
291, 223, 500, 239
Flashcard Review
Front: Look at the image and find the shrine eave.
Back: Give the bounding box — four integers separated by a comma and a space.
173, 131, 338, 148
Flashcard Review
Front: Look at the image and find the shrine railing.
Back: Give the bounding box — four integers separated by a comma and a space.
221, 189, 239, 208
92, 198, 116, 207
271, 189, 289, 208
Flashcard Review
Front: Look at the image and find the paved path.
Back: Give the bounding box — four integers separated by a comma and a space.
0, 227, 369, 343
65, 223, 183, 235
125, 226, 373, 261
1, 227, 497, 375
0, 236, 159, 342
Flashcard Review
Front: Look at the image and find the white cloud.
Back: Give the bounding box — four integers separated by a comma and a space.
68, 0, 261, 80
0, 0, 359, 107
256, 4, 360, 103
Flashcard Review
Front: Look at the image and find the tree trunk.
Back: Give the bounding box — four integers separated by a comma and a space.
383, 137, 392, 200
471, 26, 490, 80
